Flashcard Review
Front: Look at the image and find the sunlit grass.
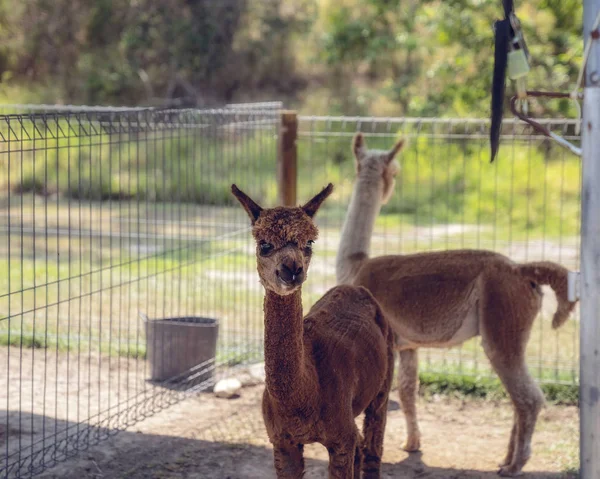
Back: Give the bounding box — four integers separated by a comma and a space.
0, 207, 580, 395
0, 119, 582, 240
0, 118, 582, 396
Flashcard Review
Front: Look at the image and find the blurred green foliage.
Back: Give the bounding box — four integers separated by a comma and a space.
0, 0, 315, 106
0, 0, 583, 116
316, 0, 582, 116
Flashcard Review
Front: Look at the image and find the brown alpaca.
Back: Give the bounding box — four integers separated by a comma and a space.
232, 183, 395, 479
336, 133, 578, 477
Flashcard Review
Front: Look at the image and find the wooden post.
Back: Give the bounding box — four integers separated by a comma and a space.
278, 110, 297, 206
580, 1, 600, 477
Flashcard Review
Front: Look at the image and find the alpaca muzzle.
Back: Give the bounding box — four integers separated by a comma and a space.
277, 260, 305, 286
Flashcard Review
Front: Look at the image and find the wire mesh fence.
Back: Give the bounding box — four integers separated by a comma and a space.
0, 108, 279, 478
297, 115, 581, 386
0, 108, 581, 478
0, 101, 283, 116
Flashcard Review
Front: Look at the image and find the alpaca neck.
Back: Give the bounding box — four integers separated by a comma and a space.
263, 289, 308, 404
336, 173, 383, 284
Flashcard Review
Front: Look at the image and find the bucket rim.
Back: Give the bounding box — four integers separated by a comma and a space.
140, 313, 219, 326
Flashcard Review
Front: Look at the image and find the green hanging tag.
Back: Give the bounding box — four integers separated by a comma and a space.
507, 48, 530, 80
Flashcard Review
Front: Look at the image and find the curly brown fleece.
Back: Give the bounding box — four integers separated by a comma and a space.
232, 183, 395, 479
253, 207, 319, 248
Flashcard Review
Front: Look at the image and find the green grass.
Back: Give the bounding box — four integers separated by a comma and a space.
418, 371, 579, 405
0, 329, 148, 359
0, 84, 64, 109
1, 128, 278, 204
0, 328, 260, 366
0, 117, 582, 240
0, 115, 583, 402
298, 129, 581, 240
0, 205, 580, 388
0, 327, 580, 405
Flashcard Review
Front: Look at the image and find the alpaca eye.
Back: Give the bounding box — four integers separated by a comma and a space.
305, 240, 315, 253
260, 242, 274, 255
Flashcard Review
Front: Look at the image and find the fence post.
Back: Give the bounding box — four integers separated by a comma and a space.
580, 1, 600, 477
278, 110, 297, 206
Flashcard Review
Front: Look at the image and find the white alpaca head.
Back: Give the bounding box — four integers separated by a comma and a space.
352, 133, 404, 204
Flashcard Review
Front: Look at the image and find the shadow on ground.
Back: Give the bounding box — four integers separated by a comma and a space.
0, 408, 575, 479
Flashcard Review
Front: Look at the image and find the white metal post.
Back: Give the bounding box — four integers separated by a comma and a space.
580, 1, 600, 477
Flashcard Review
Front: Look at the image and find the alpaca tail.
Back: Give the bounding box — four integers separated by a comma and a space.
518, 261, 577, 329
336, 252, 369, 285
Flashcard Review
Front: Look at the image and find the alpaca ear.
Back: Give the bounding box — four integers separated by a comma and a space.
353, 132, 366, 159
231, 184, 263, 224
386, 138, 405, 164
302, 183, 334, 218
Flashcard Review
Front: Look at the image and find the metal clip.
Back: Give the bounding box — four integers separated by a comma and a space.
507, 14, 531, 114
515, 78, 529, 115
508, 14, 530, 57
568, 271, 580, 302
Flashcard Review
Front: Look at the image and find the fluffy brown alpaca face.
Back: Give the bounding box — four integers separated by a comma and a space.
231, 184, 334, 295
353, 133, 404, 204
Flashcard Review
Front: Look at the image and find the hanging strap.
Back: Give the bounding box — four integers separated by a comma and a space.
503, 0, 514, 21
490, 0, 516, 163
490, 19, 510, 163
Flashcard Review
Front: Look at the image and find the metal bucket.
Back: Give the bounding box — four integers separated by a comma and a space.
143, 314, 219, 386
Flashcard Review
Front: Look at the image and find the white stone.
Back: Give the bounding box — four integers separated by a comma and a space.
213, 378, 242, 399
235, 362, 266, 387
248, 362, 266, 383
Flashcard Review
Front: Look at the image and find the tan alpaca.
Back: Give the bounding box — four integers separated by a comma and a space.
336, 133, 578, 477
232, 183, 395, 479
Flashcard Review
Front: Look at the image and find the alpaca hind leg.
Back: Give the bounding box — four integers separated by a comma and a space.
361, 393, 389, 478
499, 371, 543, 476
353, 443, 362, 479
327, 431, 358, 479
398, 349, 420, 451
273, 443, 304, 479
499, 413, 517, 467
484, 350, 544, 476
361, 338, 393, 478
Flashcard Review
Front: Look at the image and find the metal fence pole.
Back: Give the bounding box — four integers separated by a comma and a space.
278, 111, 298, 206
580, 1, 600, 477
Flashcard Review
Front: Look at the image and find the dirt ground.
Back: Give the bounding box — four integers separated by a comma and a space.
36, 383, 578, 479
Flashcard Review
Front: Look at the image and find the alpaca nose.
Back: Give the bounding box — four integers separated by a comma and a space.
278, 261, 304, 285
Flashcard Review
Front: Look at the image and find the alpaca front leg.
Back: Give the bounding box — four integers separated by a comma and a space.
273, 443, 305, 479
399, 349, 421, 452
327, 435, 358, 479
